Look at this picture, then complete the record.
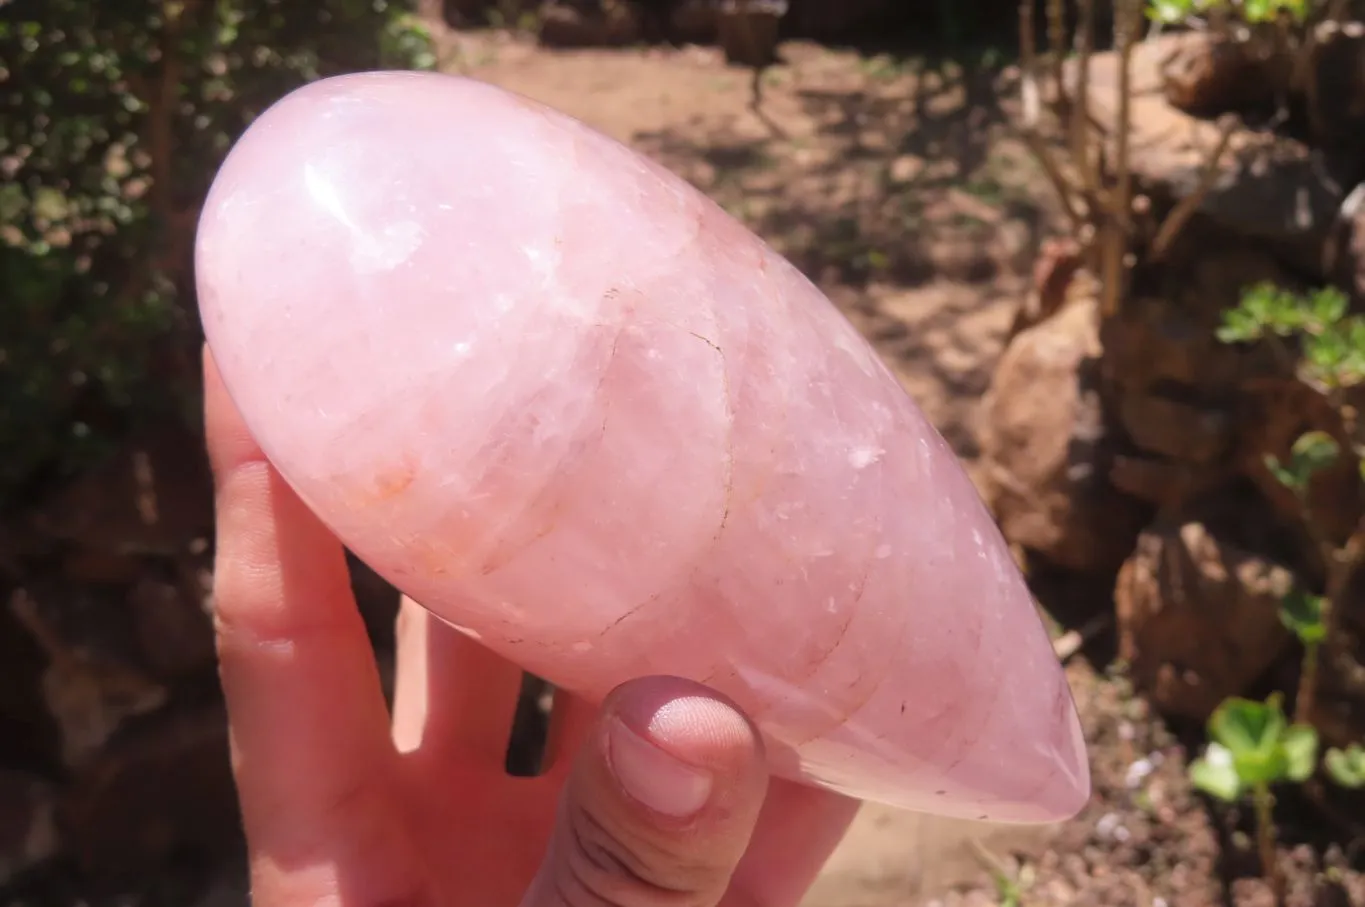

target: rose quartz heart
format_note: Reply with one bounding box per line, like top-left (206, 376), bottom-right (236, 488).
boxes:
top-left (195, 70), bottom-right (1089, 822)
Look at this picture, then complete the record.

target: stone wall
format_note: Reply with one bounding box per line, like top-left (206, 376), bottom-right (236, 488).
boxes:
top-left (978, 29), bottom-right (1365, 744)
top-left (0, 425), bottom-right (402, 896)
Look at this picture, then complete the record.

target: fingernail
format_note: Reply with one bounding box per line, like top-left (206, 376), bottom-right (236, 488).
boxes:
top-left (606, 717), bottom-right (713, 817)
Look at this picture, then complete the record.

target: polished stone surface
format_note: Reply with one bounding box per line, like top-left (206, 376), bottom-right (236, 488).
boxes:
top-left (196, 71), bottom-right (1089, 822)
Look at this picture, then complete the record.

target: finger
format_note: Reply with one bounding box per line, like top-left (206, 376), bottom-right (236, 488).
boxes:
top-left (205, 348), bottom-right (405, 883)
top-left (391, 595), bottom-right (525, 766)
top-left (520, 676), bottom-right (769, 907)
top-left (727, 778), bottom-right (860, 907)
top-left (541, 691), bottom-right (601, 779)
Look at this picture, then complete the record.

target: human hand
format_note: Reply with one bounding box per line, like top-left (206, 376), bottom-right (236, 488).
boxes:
top-left (203, 347), bottom-right (860, 906)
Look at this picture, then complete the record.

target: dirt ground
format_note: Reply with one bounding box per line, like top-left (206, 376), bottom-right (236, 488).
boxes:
top-left (431, 32), bottom-right (1365, 907)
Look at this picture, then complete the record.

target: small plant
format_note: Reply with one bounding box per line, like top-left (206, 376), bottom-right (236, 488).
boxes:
top-left (1188, 695), bottom-right (1318, 898)
top-left (1217, 282), bottom-right (1363, 725)
top-left (1147, 0), bottom-right (1312, 26)
top-left (1217, 283), bottom-right (1365, 390)
top-left (1323, 743), bottom-right (1365, 788)
top-left (0, 1), bottom-right (434, 505)
top-left (1277, 586), bottom-right (1329, 720)
top-left (1184, 281), bottom-right (1365, 897)
top-left (969, 839), bottom-right (1033, 907)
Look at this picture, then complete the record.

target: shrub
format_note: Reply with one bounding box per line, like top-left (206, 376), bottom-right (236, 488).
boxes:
top-left (0, 1), bottom-right (434, 501)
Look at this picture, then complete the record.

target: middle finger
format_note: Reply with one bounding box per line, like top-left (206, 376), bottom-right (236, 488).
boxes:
top-left (391, 596), bottom-right (526, 769)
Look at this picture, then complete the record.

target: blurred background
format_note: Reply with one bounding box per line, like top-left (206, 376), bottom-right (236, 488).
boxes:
top-left (2, 1), bottom-right (1364, 905)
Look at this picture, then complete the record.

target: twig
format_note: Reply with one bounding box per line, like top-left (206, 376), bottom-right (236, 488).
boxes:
top-left (1113, 0), bottom-right (1139, 236)
top-left (1019, 0), bottom-right (1085, 230)
top-left (8, 590), bottom-right (68, 665)
top-left (1253, 782), bottom-right (1285, 904)
top-left (735, 0), bottom-right (766, 111)
top-left (1045, 0), bottom-right (1067, 107)
top-left (1098, 0), bottom-right (1144, 317)
top-left (1148, 116), bottom-right (1238, 260)
top-left (1052, 612), bottom-right (1115, 662)
top-left (968, 837), bottom-right (1015, 880)
top-left (1071, 0), bottom-right (1098, 196)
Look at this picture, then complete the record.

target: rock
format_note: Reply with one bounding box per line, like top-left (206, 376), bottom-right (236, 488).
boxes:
top-left (9, 587), bottom-right (167, 769)
top-left (1117, 391), bottom-right (1233, 465)
top-left (537, 0), bottom-right (642, 47)
top-left (1236, 376), bottom-right (1364, 552)
top-left (1077, 37), bottom-right (1352, 278)
top-left (128, 574), bottom-right (217, 680)
top-left (1005, 236), bottom-right (1083, 341)
top-left (1095, 246), bottom-right (1299, 513)
top-left (1115, 519), bottom-right (1296, 720)
top-left (668, 0), bottom-right (717, 42)
top-left (1306, 20), bottom-right (1365, 154)
top-left (26, 423), bottom-right (213, 557)
top-left (716, 1), bottom-right (785, 67)
top-left (59, 707), bottom-right (239, 878)
top-left (1108, 453), bottom-right (1223, 509)
top-left (979, 288), bottom-right (1150, 573)
top-left (1159, 31), bottom-right (1282, 117)
top-left (0, 770), bottom-right (60, 887)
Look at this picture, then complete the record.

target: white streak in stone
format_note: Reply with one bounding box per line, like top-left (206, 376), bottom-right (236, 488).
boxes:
top-left (848, 445), bottom-right (883, 469)
top-left (305, 163), bottom-right (354, 229)
top-left (304, 163), bottom-right (424, 275)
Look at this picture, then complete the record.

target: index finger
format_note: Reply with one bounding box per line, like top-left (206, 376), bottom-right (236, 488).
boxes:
top-left (205, 346), bottom-right (403, 875)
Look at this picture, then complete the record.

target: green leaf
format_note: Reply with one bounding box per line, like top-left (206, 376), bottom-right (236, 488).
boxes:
top-left (1265, 454), bottom-right (1297, 490)
top-left (1281, 724), bottom-right (1319, 782)
top-left (1207, 696), bottom-right (1291, 785)
top-left (1304, 330), bottom-right (1352, 387)
top-left (1291, 430), bottom-right (1340, 472)
top-left (1147, 0), bottom-right (1197, 22)
top-left (1306, 287), bottom-right (1348, 328)
top-left (1240, 0), bottom-right (1310, 21)
top-left (1217, 306), bottom-right (1265, 343)
top-left (1279, 589), bottom-right (1327, 645)
top-left (1270, 431), bottom-right (1340, 493)
top-left (1324, 744), bottom-right (1365, 788)
top-left (1190, 744), bottom-right (1243, 801)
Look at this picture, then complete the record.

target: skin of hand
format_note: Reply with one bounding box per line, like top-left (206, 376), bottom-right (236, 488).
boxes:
top-left (203, 347), bottom-right (860, 906)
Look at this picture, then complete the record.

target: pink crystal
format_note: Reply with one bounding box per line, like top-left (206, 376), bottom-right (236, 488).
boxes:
top-left (195, 71), bottom-right (1089, 823)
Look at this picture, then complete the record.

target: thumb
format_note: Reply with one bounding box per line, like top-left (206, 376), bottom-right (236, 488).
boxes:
top-left (521, 676), bottom-right (770, 907)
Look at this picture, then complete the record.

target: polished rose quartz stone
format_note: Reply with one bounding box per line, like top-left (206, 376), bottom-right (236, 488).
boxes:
top-left (195, 71), bottom-right (1089, 823)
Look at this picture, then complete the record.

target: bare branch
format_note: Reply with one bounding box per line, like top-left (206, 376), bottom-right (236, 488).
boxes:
top-left (1149, 116), bottom-right (1238, 260)
top-left (1019, 0), bottom-right (1085, 230)
top-left (1071, 0), bottom-right (1098, 196)
top-left (1096, 0), bottom-right (1145, 317)
top-left (1045, 0), bottom-right (1067, 107)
